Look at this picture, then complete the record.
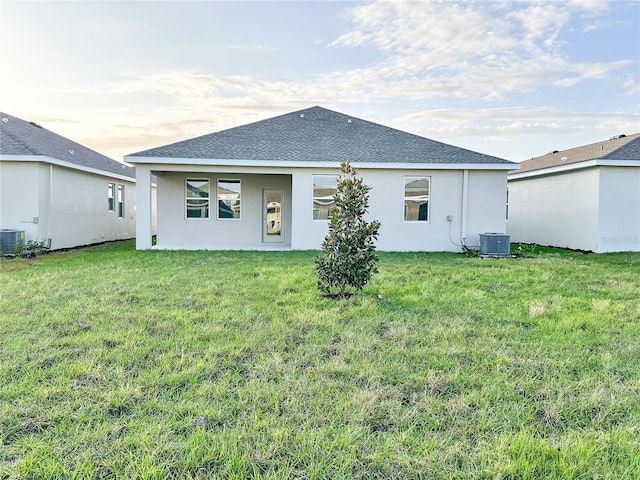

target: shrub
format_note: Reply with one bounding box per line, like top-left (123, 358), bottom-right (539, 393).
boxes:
top-left (315, 162), bottom-right (381, 296)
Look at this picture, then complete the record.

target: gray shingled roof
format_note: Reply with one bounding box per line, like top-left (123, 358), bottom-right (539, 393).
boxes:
top-left (0, 112), bottom-right (134, 179)
top-left (128, 106), bottom-right (514, 166)
top-left (514, 133), bottom-right (640, 174)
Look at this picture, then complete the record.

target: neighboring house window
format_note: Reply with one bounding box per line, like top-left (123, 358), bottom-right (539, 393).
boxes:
top-left (312, 175), bottom-right (337, 220)
top-left (117, 185), bottom-right (125, 218)
top-left (404, 177), bottom-right (430, 222)
top-left (506, 188), bottom-right (509, 220)
top-left (108, 183), bottom-right (115, 211)
top-left (186, 178), bottom-right (210, 219)
top-left (218, 179), bottom-right (241, 219)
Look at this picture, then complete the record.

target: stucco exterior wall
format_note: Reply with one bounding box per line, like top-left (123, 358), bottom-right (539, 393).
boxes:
top-left (0, 161), bottom-right (42, 243)
top-left (465, 171), bottom-right (509, 248)
top-left (49, 165), bottom-right (136, 249)
top-left (148, 166), bottom-right (508, 252)
top-left (155, 172), bottom-right (292, 249)
top-left (0, 160), bottom-right (136, 250)
top-left (292, 168), bottom-right (507, 251)
top-left (507, 168), bottom-right (600, 251)
top-left (597, 166), bottom-right (640, 252)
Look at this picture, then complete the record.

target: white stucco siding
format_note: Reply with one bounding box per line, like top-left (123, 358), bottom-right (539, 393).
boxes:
top-left (597, 166), bottom-right (640, 252)
top-left (155, 172), bottom-right (292, 249)
top-left (365, 169), bottom-right (462, 252)
top-left (1, 161), bottom-right (136, 250)
top-left (48, 166), bottom-right (136, 249)
top-left (290, 168), bottom-right (508, 252)
top-left (290, 169), bottom-right (328, 250)
top-left (135, 166), bottom-right (153, 250)
top-left (37, 164), bottom-right (53, 245)
top-left (139, 163), bottom-right (509, 252)
top-left (508, 168), bottom-right (600, 251)
top-left (0, 161), bottom-right (42, 243)
top-left (464, 171), bottom-right (509, 248)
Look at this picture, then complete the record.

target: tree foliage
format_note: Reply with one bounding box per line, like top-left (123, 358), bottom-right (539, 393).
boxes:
top-left (315, 162), bottom-right (381, 296)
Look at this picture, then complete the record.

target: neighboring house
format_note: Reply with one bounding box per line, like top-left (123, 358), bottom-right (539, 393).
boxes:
top-left (0, 112), bottom-right (137, 250)
top-left (507, 133), bottom-right (640, 253)
top-left (126, 106), bottom-right (517, 252)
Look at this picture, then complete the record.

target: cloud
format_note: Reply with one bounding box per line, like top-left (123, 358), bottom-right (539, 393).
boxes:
top-left (389, 105), bottom-right (638, 160)
top-left (51, 57), bottom-right (634, 159)
top-left (394, 107), bottom-right (639, 141)
top-left (15, 0), bottom-right (636, 161)
top-left (329, 0), bottom-right (631, 99)
top-left (36, 1), bottom-right (638, 112)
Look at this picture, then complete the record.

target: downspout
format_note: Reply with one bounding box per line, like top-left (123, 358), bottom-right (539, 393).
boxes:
top-left (47, 164), bottom-right (53, 245)
top-left (461, 169), bottom-right (469, 248)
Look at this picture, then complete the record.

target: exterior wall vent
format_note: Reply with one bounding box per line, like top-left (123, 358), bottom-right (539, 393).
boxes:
top-left (479, 233), bottom-right (510, 256)
top-left (0, 229), bottom-right (25, 254)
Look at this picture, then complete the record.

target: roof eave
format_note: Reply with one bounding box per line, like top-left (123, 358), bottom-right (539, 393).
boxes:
top-left (1, 154), bottom-right (136, 181)
top-left (508, 159), bottom-right (640, 180)
top-left (125, 156), bottom-right (517, 171)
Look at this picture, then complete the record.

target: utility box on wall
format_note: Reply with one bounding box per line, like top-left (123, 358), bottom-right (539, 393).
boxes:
top-left (479, 233), bottom-right (510, 256)
top-left (0, 229), bottom-right (25, 254)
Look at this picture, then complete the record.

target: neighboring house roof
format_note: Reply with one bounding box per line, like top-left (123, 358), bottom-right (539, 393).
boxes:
top-left (0, 112), bottom-right (134, 179)
top-left (128, 106), bottom-right (515, 167)
top-left (513, 133), bottom-right (640, 175)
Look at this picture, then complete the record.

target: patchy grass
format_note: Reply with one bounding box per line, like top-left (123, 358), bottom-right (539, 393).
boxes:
top-left (1, 241), bottom-right (639, 479)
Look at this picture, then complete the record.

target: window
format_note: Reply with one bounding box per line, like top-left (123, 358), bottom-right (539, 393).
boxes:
top-left (217, 179), bottom-right (241, 219)
top-left (312, 175), bottom-right (337, 220)
top-left (404, 177), bottom-right (429, 222)
top-left (107, 183), bottom-right (115, 211)
top-left (506, 188), bottom-right (509, 220)
top-left (117, 185), bottom-right (125, 218)
top-left (186, 179), bottom-right (210, 219)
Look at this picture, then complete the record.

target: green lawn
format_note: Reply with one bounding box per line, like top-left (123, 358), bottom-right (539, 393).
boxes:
top-left (1, 241), bottom-right (639, 479)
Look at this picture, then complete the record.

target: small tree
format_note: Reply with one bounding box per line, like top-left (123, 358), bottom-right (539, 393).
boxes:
top-left (315, 161), bottom-right (381, 297)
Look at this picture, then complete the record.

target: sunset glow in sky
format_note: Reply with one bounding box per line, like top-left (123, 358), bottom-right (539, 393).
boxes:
top-left (1, 0), bottom-right (638, 163)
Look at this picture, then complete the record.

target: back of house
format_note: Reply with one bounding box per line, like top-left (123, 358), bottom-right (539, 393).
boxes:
top-left (0, 112), bottom-right (136, 252)
top-left (126, 106), bottom-right (517, 252)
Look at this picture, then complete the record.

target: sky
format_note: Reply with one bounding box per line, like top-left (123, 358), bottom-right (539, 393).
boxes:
top-left (1, 0), bottom-right (639, 163)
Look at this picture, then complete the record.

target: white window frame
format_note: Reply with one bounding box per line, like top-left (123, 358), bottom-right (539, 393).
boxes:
top-left (185, 178), bottom-right (210, 220)
top-left (217, 179), bottom-right (241, 220)
top-left (312, 175), bottom-right (338, 221)
top-left (117, 184), bottom-right (125, 218)
top-left (107, 183), bottom-right (115, 211)
top-left (506, 187), bottom-right (509, 221)
top-left (403, 176), bottom-right (430, 222)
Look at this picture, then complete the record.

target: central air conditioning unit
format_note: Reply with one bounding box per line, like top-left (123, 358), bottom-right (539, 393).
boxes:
top-left (0, 229), bottom-right (25, 254)
top-left (479, 233), bottom-right (510, 256)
